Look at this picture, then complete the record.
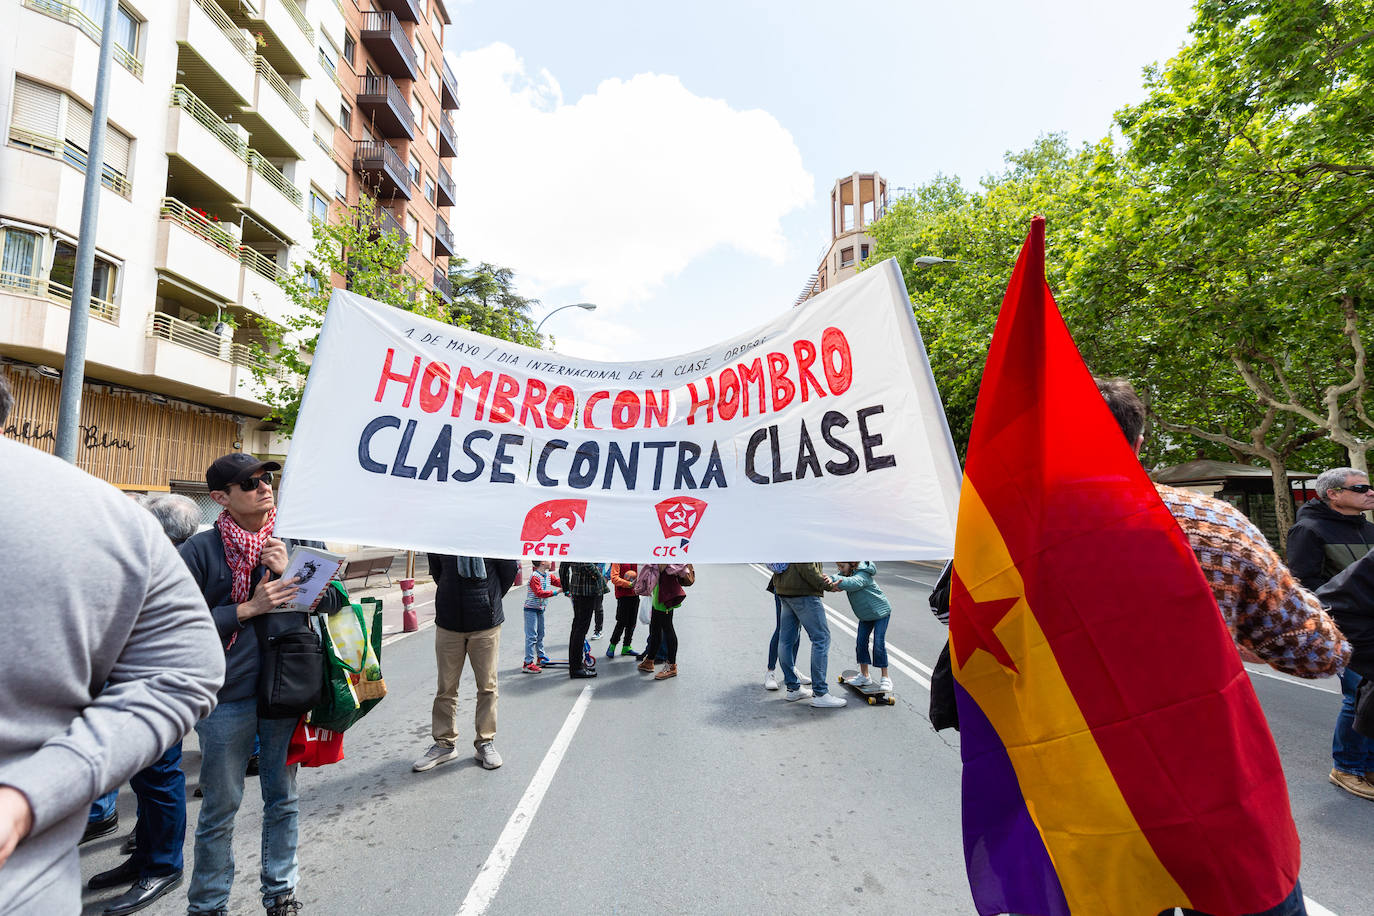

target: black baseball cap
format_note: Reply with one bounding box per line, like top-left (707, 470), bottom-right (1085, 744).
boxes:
top-left (206, 452), bottom-right (282, 491)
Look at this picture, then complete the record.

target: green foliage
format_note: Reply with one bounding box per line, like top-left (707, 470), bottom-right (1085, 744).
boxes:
top-left (247, 195), bottom-right (453, 436)
top-left (446, 258), bottom-right (542, 348)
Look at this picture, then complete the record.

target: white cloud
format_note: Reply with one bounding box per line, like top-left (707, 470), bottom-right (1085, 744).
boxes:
top-left (447, 43), bottom-right (813, 309)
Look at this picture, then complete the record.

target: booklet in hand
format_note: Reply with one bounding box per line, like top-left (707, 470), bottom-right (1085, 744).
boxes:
top-left (272, 545), bottom-right (346, 612)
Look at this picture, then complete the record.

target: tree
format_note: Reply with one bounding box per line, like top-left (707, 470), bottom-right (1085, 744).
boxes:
top-left (246, 195), bottom-right (452, 436)
top-left (446, 258), bottom-right (542, 347)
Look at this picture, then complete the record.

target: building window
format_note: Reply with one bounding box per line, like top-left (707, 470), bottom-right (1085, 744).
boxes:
top-left (339, 99), bottom-right (351, 133)
top-left (423, 172), bottom-right (436, 204)
top-left (421, 229), bottom-right (434, 260)
top-left (0, 228), bottom-right (43, 293)
top-left (860, 243), bottom-right (870, 261)
top-left (50, 240), bottom-right (117, 306)
top-left (411, 91), bottom-right (423, 126)
top-left (113, 5), bottom-right (140, 64)
top-left (426, 119), bottom-right (438, 149)
top-left (430, 9), bottom-right (442, 41)
top-left (9, 77), bottom-right (133, 197)
top-left (839, 246), bottom-right (854, 268)
top-left (310, 189), bottom-right (329, 222)
top-left (414, 40), bottom-right (425, 73)
top-left (409, 152), bottom-right (421, 187)
top-left (343, 32), bottom-right (355, 66)
top-left (430, 66), bottom-right (442, 99)
top-left (405, 212), bottom-right (419, 244)
top-left (318, 41), bottom-right (337, 74)
top-left (334, 164), bottom-right (349, 201)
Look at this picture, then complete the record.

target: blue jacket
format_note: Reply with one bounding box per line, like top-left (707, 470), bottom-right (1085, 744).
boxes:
top-left (832, 562), bottom-right (891, 621)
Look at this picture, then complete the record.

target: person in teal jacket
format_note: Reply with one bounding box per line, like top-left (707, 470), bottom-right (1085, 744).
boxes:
top-left (828, 562), bottom-right (893, 691)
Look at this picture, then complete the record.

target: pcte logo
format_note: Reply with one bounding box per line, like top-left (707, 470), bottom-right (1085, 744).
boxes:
top-left (653, 496), bottom-right (707, 557)
top-left (520, 499), bottom-right (588, 556)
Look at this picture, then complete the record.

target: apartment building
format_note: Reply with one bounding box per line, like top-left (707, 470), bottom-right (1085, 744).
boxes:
top-left (795, 171), bottom-right (888, 306)
top-left (0, 0), bottom-right (457, 501)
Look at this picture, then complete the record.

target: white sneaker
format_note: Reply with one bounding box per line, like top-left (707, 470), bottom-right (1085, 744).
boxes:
top-left (785, 687), bottom-right (812, 702)
top-left (798, 673), bottom-right (812, 686)
top-left (412, 744), bottom-right (459, 772)
top-left (846, 673), bottom-right (871, 687)
top-left (810, 692), bottom-right (847, 708)
top-left (591, 630), bottom-right (603, 640)
top-left (764, 671), bottom-right (779, 691)
top-left (879, 676), bottom-right (893, 692)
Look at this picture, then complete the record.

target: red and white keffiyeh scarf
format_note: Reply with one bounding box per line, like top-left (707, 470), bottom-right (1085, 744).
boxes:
top-left (216, 507), bottom-right (276, 604)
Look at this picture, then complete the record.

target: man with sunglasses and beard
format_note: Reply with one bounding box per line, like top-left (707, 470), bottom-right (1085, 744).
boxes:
top-left (1286, 467), bottom-right (1374, 801)
top-left (177, 453), bottom-right (309, 916)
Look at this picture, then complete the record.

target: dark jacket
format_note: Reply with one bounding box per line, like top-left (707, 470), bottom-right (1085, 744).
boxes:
top-left (1317, 554), bottom-right (1374, 680)
top-left (771, 562), bottom-right (827, 597)
top-left (428, 556), bottom-right (518, 632)
top-left (558, 562), bottom-right (607, 597)
top-left (178, 532), bottom-right (328, 703)
top-left (1286, 499), bottom-right (1374, 591)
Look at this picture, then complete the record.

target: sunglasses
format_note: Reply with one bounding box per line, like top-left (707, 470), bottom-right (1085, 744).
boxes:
top-left (1338, 484), bottom-right (1374, 494)
top-left (235, 472), bottom-right (274, 492)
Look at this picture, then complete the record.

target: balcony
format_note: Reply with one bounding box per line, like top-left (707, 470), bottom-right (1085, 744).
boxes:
top-left (143, 312), bottom-right (235, 396)
top-left (432, 265), bottom-right (452, 303)
top-left (239, 248), bottom-right (293, 325)
top-left (177, 0), bottom-right (255, 100)
top-left (438, 111), bottom-right (457, 158)
top-left (244, 151), bottom-right (305, 242)
top-left (0, 270), bottom-right (119, 324)
top-left (24, 0), bottom-right (144, 78)
top-left (360, 205), bottom-right (408, 247)
top-left (436, 163), bottom-right (456, 207)
top-left (360, 12), bottom-right (418, 82)
top-left (441, 58), bottom-right (461, 111)
top-left (167, 85), bottom-right (249, 201)
top-left (375, 0), bottom-right (423, 22)
top-left (356, 75), bottom-right (415, 141)
top-left (353, 141), bottom-right (412, 200)
top-left (156, 198), bottom-right (241, 302)
top-left (434, 214), bottom-right (455, 258)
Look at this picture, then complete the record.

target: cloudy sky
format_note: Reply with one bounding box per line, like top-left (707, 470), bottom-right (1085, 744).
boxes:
top-left (443, 0), bottom-right (1197, 361)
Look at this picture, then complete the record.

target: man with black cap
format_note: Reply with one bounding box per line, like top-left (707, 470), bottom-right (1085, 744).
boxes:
top-left (178, 452), bottom-right (308, 916)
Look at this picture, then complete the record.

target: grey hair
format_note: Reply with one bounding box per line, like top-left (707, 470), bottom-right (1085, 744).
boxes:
top-left (1313, 467), bottom-right (1365, 501)
top-left (144, 494), bottom-right (203, 545)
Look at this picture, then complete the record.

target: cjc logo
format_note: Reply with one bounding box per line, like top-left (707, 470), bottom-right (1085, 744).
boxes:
top-left (520, 499), bottom-right (588, 557)
top-left (653, 497), bottom-right (707, 556)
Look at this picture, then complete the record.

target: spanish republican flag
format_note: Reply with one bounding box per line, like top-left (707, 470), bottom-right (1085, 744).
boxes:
top-left (951, 218), bottom-right (1300, 916)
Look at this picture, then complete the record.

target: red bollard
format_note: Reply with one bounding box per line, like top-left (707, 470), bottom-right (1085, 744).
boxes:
top-left (400, 578), bottom-right (418, 632)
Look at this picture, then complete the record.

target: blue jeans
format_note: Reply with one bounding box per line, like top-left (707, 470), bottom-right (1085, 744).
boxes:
top-left (130, 741), bottom-right (186, 877)
top-left (856, 615), bottom-right (890, 668)
top-left (1333, 669), bottom-right (1374, 774)
top-left (188, 698), bottom-right (300, 913)
top-left (89, 788), bottom-right (118, 823)
top-left (778, 595), bottom-right (830, 695)
top-left (767, 594), bottom-right (801, 671)
top-left (1178, 878), bottom-right (1306, 916)
top-left (524, 607), bottom-right (546, 663)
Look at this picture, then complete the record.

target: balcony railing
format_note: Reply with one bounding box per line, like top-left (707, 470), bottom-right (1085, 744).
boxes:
top-left (146, 312), bottom-right (230, 360)
top-left (8, 126), bottom-right (133, 198)
top-left (436, 163), bottom-right (456, 207)
top-left (360, 11), bottom-right (418, 81)
top-left (432, 265), bottom-right (452, 302)
top-left (255, 55), bottom-right (308, 124)
top-left (353, 140), bottom-right (411, 200)
top-left (0, 270), bottom-right (119, 323)
top-left (356, 74), bottom-right (415, 139)
top-left (278, 0), bottom-right (314, 43)
top-left (23, 0), bottom-right (144, 78)
top-left (194, 0), bottom-right (253, 61)
top-left (171, 84), bottom-right (248, 158)
top-left (160, 197), bottom-right (238, 256)
top-left (375, 0), bottom-right (422, 22)
top-left (438, 111), bottom-right (456, 157)
top-left (441, 58), bottom-right (460, 110)
top-left (435, 214), bottom-right (455, 257)
top-left (240, 246), bottom-right (281, 280)
top-left (247, 150), bottom-right (303, 207)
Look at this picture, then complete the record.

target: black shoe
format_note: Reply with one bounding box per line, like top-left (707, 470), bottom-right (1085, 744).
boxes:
top-left (569, 668), bottom-right (598, 678)
top-left (119, 830), bottom-right (136, 855)
top-left (265, 891), bottom-right (302, 915)
top-left (245, 754), bottom-right (260, 777)
top-left (101, 871), bottom-right (182, 916)
top-left (193, 786), bottom-right (203, 798)
top-left (80, 812), bottom-right (118, 845)
top-left (88, 857), bottom-right (139, 890)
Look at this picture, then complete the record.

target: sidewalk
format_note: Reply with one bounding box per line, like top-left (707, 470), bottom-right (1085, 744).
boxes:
top-left (334, 548), bottom-right (438, 638)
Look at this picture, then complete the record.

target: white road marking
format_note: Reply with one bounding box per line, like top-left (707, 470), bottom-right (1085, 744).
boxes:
top-left (1305, 895), bottom-right (1340, 916)
top-left (457, 684), bottom-right (595, 916)
top-left (1244, 663), bottom-right (1340, 694)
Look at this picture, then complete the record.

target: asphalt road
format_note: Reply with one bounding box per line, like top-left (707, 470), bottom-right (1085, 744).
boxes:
top-left (77, 563), bottom-right (1368, 915)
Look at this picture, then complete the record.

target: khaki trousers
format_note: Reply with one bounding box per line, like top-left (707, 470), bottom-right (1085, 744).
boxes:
top-left (432, 624), bottom-right (500, 749)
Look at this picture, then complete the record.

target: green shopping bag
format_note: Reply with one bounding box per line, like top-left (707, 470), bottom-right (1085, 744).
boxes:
top-left (309, 582), bottom-right (386, 733)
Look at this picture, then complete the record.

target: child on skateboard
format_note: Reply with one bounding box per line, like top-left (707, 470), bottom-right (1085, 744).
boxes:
top-left (828, 562), bottom-right (893, 691)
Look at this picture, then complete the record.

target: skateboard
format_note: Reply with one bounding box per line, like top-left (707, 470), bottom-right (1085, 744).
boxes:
top-left (537, 641), bottom-right (596, 669)
top-left (838, 669), bottom-right (894, 706)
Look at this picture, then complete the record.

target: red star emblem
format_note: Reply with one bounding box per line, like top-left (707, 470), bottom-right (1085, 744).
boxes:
top-left (949, 570), bottom-right (1020, 673)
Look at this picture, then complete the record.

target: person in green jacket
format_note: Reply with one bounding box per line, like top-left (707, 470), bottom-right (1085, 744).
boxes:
top-left (828, 562), bottom-right (893, 692)
top-left (771, 563), bottom-right (846, 708)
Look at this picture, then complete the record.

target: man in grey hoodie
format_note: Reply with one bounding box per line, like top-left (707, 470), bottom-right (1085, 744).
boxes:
top-left (0, 375), bottom-right (225, 914)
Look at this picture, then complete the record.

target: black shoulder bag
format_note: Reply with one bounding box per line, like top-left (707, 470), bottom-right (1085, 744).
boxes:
top-left (257, 609), bottom-right (326, 719)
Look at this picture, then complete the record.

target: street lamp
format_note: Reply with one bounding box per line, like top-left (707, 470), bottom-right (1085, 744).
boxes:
top-left (534, 302), bottom-right (597, 335)
top-left (913, 256), bottom-right (957, 268)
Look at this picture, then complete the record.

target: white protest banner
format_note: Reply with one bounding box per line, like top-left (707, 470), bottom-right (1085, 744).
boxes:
top-left (275, 258), bottom-right (962, 562)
